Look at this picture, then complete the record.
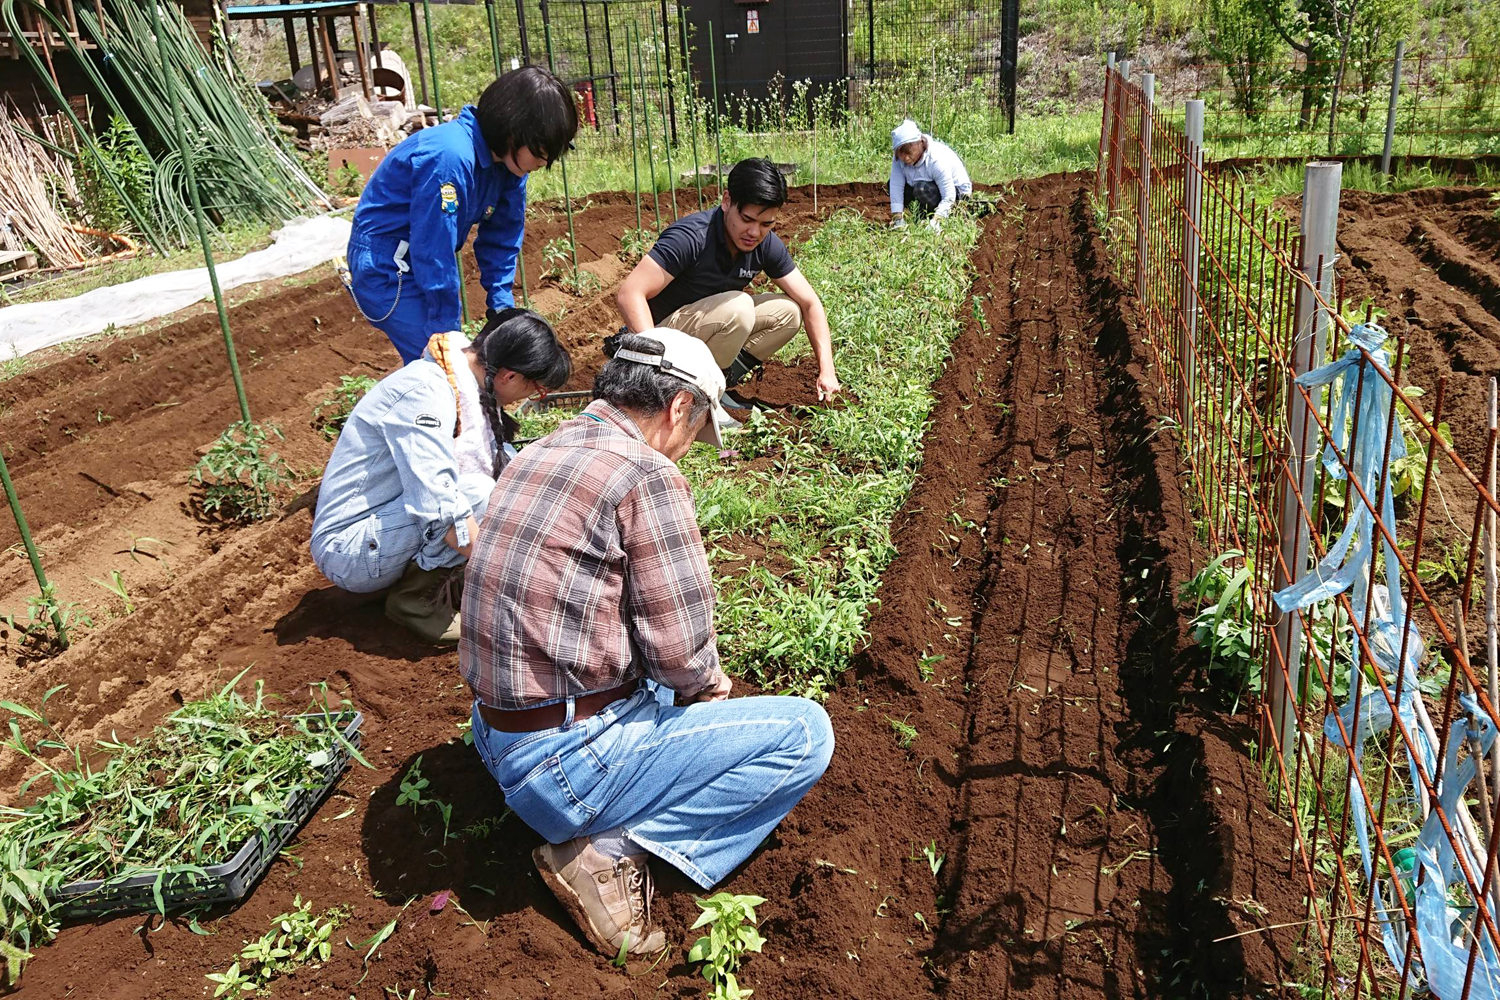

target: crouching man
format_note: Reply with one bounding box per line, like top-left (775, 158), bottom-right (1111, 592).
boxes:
top-left (460, 329), bottom-right (834, 956)
top-left (615, 158), bottom-right (841, 412)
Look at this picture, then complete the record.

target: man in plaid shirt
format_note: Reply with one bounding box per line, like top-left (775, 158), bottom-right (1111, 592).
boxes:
top-left (461, 329), bottom-right (834, 958)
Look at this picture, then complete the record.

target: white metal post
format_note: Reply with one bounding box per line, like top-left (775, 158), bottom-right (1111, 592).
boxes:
top-left (1270, 161), bottom-right (1343, 762)
top-left (1098, 51), bottom-right (1116, 196)
top-left (1381, 40), bottom-right (1406, 177)
top-left (1136, 72), bottom-right (1153, 304)
top-left (1180, 99), bottom-right (1204, 434)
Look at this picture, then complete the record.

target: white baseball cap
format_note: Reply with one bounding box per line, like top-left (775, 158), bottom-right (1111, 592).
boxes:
top-left (613, 328), bottom-right (731, 448)
top-left (892, 118), bottom-right (922, 150)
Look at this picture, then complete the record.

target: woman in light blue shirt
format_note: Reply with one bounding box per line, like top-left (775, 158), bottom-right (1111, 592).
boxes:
top-left (310, 308), bottom-right (570, 643)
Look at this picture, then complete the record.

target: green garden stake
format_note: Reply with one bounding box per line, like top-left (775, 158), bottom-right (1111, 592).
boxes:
top-left (627, 22), bottom-right (642, 232)
top-left (650, 9), bottom-right (678, 220)
top-left (516, 249), bottom-right (531, 309)
top-left (456, 251), bottom-right (469, 325)
top-left (707, 18), bottom-right (724, 197)
top-left (485, 0), bottom-right (502, 77)
top-left (635, 22), bottom-right (661, 231)
top-left (421, 0), bottom-right (443, 120)
top-left (0, 449), bottom-right (66, 647)
top-left (681, 10), bottom-right (703, 211)
top-left (151, 0), bottom-right (251, 426)
top-left (541, 7), bottom-right (580, 285)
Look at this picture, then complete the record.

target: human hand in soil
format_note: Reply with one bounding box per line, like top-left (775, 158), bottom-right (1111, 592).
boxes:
top-left (816, 369), bottom-right (842, 402)
top-left (691, 669), bottom-right (732, 703)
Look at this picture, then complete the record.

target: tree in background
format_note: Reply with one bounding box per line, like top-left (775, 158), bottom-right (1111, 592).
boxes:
top-left (1201, 0), bottom-right (1284, 115)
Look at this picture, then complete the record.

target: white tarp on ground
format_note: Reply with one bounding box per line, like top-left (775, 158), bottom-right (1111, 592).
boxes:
top-left (0, 214), bottom-right (352, 359)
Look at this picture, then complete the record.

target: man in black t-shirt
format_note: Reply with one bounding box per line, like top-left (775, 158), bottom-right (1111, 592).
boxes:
top-left (615, 159), bottom-right (841, 410)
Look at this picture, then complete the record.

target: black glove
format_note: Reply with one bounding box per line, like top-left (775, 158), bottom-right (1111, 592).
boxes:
top-left (602, 326), bottom-right (628, 358)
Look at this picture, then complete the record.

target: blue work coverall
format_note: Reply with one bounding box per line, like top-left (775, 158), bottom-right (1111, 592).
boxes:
top-left (346, 106), bottom-right (526, 362)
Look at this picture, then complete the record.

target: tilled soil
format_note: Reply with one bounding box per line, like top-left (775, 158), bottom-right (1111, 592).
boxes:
top-left (0, 176), bottom-right (1303, 999)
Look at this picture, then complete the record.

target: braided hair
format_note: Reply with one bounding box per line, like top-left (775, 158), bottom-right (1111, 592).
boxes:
top-left (468, 307), bottom-right (571, 476)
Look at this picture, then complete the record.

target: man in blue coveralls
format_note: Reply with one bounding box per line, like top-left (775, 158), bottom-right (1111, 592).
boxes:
top-left (345, 67), bottom-right (579, 363)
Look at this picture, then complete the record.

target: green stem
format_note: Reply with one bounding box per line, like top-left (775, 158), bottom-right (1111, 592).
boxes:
top-left (152, 0), bottom-right (251, 425)
top-left (708, 19), bottom-right (724, 197)
top-left (635, 20), bottom-right (661, 231)
top-left (541, 3), bottom-right (579, 284)
top-left (628, 21), bottom-right (641, 231)
top-left (650, 9), bottom-right (677, 220)
top-left (421, 0), bottom-right (443, 119)
top-left (681, 10), bottom-right (703, 211)
top-left (0, 448), bottom-right (64, 647)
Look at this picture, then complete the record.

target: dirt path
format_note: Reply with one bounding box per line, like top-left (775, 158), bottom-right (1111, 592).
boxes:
top-left (0, 176), bottom-right (1304, 999)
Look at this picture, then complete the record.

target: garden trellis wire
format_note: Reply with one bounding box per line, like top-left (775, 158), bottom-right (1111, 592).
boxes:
top-left (1099, 58), bottom-right (1500, 997)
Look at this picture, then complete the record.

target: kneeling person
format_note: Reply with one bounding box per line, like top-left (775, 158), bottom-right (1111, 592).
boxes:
top-left (889, 118), bottom-right (973, 228)
top-left (461, 330), bottom-right (835, 956)
top-left (309, 309), bottom-right (570, 643)
top-left (615, 158), bottom-right (841, 407)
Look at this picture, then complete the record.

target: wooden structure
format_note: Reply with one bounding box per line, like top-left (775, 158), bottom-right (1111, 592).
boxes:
top-left (223, 0), bottom-right (378, 102)
top-left (0, 0), bottom-right (215, 113)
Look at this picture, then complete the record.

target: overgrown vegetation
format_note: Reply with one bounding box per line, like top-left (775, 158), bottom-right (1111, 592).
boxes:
top-left (0, 674), bottom-right (365, 983)
top-left (74, 114), bottom-right (154, 236)
top-left (193, 420), bottom-right (289, 522)
top-left (206, 896), bottom-right (346, 998)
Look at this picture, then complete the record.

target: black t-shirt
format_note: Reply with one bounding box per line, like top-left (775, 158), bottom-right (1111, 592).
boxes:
top-left (645, 207), bottom-right (796, 323)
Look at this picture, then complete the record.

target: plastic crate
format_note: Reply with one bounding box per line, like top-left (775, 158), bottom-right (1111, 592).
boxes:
top-left (48, 710), bottom-right (362, 920)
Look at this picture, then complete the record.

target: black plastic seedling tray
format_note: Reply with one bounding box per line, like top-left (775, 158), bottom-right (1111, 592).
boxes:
top-left (48, 710), bottom-right (362, 920)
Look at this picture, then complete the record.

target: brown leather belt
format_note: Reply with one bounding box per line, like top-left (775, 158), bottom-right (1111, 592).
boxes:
top-left (478, 679), bottom-right (641, 733)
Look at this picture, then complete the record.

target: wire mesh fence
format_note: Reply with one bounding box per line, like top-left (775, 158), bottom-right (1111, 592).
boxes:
top-left (1148, 46), bottom-right (1500, 159)
top-left (1099, 62), bottom-right (1500, 997)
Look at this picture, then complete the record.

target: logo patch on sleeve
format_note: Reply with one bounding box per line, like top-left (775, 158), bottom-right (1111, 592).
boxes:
top-left (414, 414), bottom-right (443, 428)
top-left (483, 204), bottom-right (495, 220)
top-left (440, 183), bottom-right (459, 215)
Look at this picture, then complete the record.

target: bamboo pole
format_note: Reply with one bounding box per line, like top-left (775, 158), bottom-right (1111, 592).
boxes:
top-left (541, 2), bottom-right (579, 286)
top-left (1489, 377), bottom-right (1499, 787)
top-left (635, 19), bottom-right (661, 232)
top-left (680, 8), bottom-right (703, 211)
top-left (627, 21), bottom-right (641, 232)
top-left (421, 0), bottom-right (442, 118)
top-left (150, 0), bottom-right (251, 425)
top-left (708, 18), bottom-right (723, 197)
top-left (650, 8), bottom-right (677, 221)
top-left (0, 451), bottom-right (66, 647)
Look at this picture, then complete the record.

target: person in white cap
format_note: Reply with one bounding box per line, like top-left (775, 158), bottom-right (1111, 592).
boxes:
top-left (889, 118), bottom-right (973, 229)
top-left (459, 328), bottom-right (835, 960)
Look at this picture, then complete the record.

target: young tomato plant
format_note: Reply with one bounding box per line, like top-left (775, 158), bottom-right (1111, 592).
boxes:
top-left (207, 895), bottom-right (346, 997)
top-left (194, 421), bottom-right (288, 523)
top-left (312, 374), bottom-right (376, 440)
top-left (687, 892), bottom-right (767, 1000)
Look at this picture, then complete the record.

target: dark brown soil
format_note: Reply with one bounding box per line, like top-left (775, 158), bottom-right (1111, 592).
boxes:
top-left (0, 176), bottom-right (1303, 999)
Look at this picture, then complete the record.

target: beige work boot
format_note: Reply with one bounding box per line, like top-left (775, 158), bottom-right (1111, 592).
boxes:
top-left (533, 838), bottom-right (666, 957)
top-left (383, 562), bottom-right (462, 644)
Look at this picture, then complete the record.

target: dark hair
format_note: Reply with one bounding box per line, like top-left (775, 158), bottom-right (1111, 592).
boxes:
top-left (476, 67), bottom-right (579, 168)
top-left (725, 158), bottom-right (787, 210)
top-left (595, 334), bottom-right (710, 423)
top-left (470, 308), bottom-right (571, 474)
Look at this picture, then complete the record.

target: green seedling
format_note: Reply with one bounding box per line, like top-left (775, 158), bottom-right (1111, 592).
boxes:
top-left (88, 570), bottom-right (135, 614)
top-left (917, 652), bottom-right (945, 682)
top-left (559, 268), bottom-right (602, 297)
top-left (922, 840), bottom-right (944, 877)
top-left (618, 227), bottom-right (654, 265)
top-left (540, 236), bottom-right (573, 281)
top-left (208, 895), bottom-right (346, 997)
top-left (313, 374), bottom-right (377, 439)
top-left (194, 420), bottom-right (288, 523)
top-left (687, 892), bottom-right (767, 1000)
top-left (122, 534), bottom-right (172, 569)
top-left (888, 716), bottom-right (918, 749)
top-left (397, 756), bottom-right (455, 844)
top-left (2, 583), bottom-right (91, 654)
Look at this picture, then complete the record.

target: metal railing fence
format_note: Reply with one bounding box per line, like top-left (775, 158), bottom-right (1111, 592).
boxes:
top-left (1099, 59), bottom-right (1500, 998)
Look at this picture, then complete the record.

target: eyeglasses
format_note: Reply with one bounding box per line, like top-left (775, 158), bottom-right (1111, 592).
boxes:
top-left (525, 383), bottom-right (550, 402)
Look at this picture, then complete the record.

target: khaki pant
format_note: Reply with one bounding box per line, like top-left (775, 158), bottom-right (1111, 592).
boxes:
top-left (658, 291), bottom-right (802, 369)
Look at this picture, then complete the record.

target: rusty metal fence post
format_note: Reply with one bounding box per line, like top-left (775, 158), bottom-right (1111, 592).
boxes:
top-left (1109, 59), bottom-right (1129, 215)
top-left (1096, 51), bottom-right (1115, 198)
top-left (1269, 160), bottom-right (1343, 761)
top-left (1179, 98), bottom-right (1203, 436)
top-left (1136, 71), bottom-right (1153, 303)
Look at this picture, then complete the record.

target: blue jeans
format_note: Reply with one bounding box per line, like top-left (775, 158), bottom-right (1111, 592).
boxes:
top-left (471, 685), bottom-right (834, 888)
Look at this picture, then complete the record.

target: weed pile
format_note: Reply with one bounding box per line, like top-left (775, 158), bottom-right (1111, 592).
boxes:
top-left (0, 674), bottom-right (361, 978)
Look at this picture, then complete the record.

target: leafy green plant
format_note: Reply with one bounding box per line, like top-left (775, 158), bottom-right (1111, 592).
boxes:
top-left (88, 569), bottom-right (135, 614)
top-left (396, 756), bottom-right (454, 844)
top-left (2, 583), bottom-right (90, 655)
top-left (687, 892), bottom-right (767, 1000)
top-left (76, 114), bottom-right (154, 235)
top-left (312, 375), bottom-right (377, 439)
top-left (0, 673), bottom-right (367, 976)
top-left (194, 421), bottom-right (289, 522)
top-left (888, 716), bottom-right (918, 749)
top-left (1183, 549), bottom-right (1258, 689)
top-left (559, 268), bottom-right (602, 296)
top-left (922, 840), bottom-right (944, 877)
top-left (331, 161), bottom-right (365, 199)
top-left (541, 236), bottom-right (572, 281)
top-left (208, 896), bottom-right (346, 998)
top-left (618, 227), bottom-right (654, 265)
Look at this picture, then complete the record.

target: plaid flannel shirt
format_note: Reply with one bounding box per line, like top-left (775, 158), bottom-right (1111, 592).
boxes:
top-left (460, 399), bottom-right (721, 709)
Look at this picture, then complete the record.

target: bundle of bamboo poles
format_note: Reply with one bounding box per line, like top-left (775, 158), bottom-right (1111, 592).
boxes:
top-left (0, 99), bottom-right (94, 268)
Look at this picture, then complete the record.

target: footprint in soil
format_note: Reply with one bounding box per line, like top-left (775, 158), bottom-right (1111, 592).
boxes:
top-left (272, 586), bottom-right (437, 663)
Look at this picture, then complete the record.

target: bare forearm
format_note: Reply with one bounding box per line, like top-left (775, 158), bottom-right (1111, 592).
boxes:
top-left (444, 515), bottom-right (480, 557)
top-left (804, 299), bottom-right (835, 375)
top-left (616, 287), bottom-right (656, 333)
